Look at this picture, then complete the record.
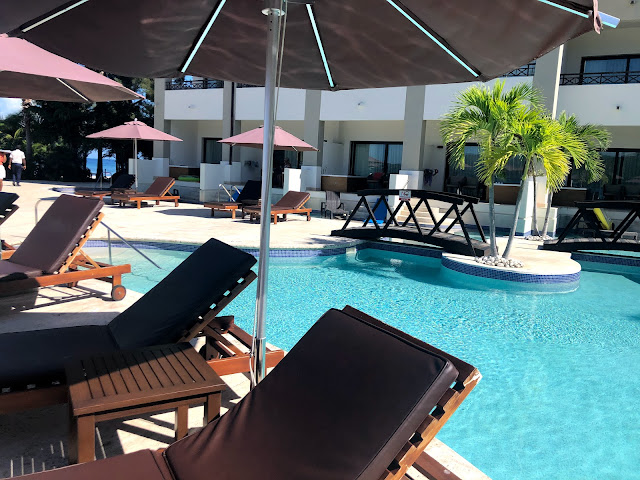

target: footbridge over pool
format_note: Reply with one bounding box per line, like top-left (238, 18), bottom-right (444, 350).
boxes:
top-left (331, 189), bottom-right (491, 257)
top-left (542, 200), bottom-right (640, 252)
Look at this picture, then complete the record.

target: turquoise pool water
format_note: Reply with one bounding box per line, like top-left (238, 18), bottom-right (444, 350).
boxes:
top-left (87, 246), bottom-right (640, 480)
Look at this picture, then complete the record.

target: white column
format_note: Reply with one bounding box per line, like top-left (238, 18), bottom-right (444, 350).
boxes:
top-left (533, 45), bottom-right (564, 119)
top-left (221, 81), bottom-right (235, 164)
top-left (401, 85), bottom-right (426, 189)
top-left (153, 78), bottom-right (171, 160)
top-left (302, 90), bottom-right (324, 190)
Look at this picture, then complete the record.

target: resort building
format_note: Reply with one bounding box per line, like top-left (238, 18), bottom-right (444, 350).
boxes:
top-left (149, 0), bottom-right (640, 234)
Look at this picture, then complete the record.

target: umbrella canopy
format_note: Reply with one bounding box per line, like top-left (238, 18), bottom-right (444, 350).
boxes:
top-left (1, 1), bottom-right (617, 90)
top-left (87, 120), bottom-right (182, 187)
top-left (2, 0), bottom-right (618, 386)
top-left (0, 35), bottom-right (141, 102)
top-left (219, 126), bottom-right (317, 151)
top-left (87, 120), bottom-right (182, 142)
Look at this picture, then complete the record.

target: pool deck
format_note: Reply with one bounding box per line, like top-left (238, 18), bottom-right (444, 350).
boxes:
top-left (0, 180), bottom-right (588, 480)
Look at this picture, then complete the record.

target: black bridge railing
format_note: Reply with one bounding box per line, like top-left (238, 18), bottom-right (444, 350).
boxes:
top-left (560, 71), bottom-right (640, 86)
top-left (542, 201), bottom-right (640, 252)
top-left (331, 189), bottom-right (490, 257)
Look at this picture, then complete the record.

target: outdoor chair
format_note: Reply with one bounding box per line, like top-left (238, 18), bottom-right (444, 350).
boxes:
top-left (602, 183), bottom-right (625, 200)
top-left (0, 191), bottom-right (19, 227)
top-left (111, 176), bottom-right (180, 209)
top-left (460, 177), bottom-right (484, 199)
top-left (75, 174), bottom-right (136, 200)
top-left (624, 183), bottom-right (640, 200)
top-left (243, 190), bottom-right (311, 224)
top-left (13, 305), bottom-right (481, 480)
top-left (0, 195), bottom-right (130, 301)
top-left (320, 190), bottom-right (349, 219)
top-left (0, 238), bottom-right (283, 414)
top-left (444, 175), bottom-right (466, 195)
top-left (203, 179), bottom-right (261, 218)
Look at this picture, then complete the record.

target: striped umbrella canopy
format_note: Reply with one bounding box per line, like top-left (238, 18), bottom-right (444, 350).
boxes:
top-left (0, 35), bottom-right (141, 102)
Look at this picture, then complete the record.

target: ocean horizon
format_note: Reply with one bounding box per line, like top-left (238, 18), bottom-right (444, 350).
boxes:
top-left (86, 156), bottom-right (117, 176)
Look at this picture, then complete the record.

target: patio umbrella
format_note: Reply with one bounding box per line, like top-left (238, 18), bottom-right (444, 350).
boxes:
top-left (87, 120), bottom-right (182, 188)
top-left (219, 126), bottom-right (317, 151)
top-left (0, 35), bottom-right (141, 102)
top-left (2, 0), bottom-right (619, 385)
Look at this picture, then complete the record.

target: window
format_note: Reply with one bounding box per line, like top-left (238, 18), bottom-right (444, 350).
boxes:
top-left (349, 142), bottom-right (403, 176)
top-left (202, 138), bottom-right (222, 164)
top-left (446, 144), bottom-right (524, 185)
top-left (568, 149), bottom-right (640, 189)
top-left (580, 54), bottom-right (640, 84)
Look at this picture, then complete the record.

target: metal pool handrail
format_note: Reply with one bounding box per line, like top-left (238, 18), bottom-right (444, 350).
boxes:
top-left (34, 198), bottom-right (161, 270)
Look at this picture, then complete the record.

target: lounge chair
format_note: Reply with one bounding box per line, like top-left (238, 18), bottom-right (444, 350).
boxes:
top-left (0, 195), bottom-right (130, 301)
top-left (243, 190), bottom-right (311, 224)
top-left (0, 238), bottom-right (282, 414)
top-left (320, 190), bottom-right (348, 219)
top-left (111, 176), bottom-right (179, 209)
top-left (75, 174), bottom-right (136, 200)
top-left (0, 191), bottom-right (19, 226)
top-left (203, 180), bottom-right (261, 219)
top-left (12, 306), bottom-right (480, 479)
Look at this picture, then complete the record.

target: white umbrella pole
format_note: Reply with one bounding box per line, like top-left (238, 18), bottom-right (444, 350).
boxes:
top-left (252, 1), bottom-right (283, 386)
top-left (133, 138), bottom-right (138, 189)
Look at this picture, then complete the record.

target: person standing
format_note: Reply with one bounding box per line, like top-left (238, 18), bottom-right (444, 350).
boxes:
top-left (0, 152), bottom-right (6, 191)
top-left (9, 148), bottom-right (25, 186)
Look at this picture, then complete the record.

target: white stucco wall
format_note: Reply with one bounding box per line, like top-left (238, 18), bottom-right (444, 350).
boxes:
top-left (557, 84), bottom-right (640, 126)
top-left (235, 88), bottom-right (305, 121)
top-left (320, 88), bottom-right (406, 121)
top-left (563, 26), bottom-right (640, 73)
top-left (169, 121), bottom-right (198, 167)
top-left (165, 89), bottom-right (224, 120)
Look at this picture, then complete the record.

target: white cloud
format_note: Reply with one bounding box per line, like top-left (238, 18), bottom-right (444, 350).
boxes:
top-left (0, 98), bottom-right (22, 119)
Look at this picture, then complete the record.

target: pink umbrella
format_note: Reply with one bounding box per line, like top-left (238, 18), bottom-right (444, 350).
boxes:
top-left (87, 119), bottom-right (182, 187)
top-left (219, 126), bottom-right (317, 152)
top-left (0, 35), bottom-right (141, 102)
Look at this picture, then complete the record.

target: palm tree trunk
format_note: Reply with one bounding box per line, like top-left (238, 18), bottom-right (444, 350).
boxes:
top-left (542, 191), bottom-right (553, 237)
top-left (503, 166), bottom-right (529, 258)
top-left (22, 103), bottom-right (32, 163)
top-left (488, 180), bottom-right (498, 257)
top-left (531, 175), bottom-right (538, 236)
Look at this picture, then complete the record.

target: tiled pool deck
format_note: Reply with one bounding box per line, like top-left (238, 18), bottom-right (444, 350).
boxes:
top-left (0, 180), bottom-right (592, 480)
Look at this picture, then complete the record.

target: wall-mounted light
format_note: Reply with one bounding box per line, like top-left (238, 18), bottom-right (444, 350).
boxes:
top-left (616, 105), bottom-right (621, 110)
top-left (188, 104), bottom-right (196, 109)
top-left (356, 101), bottom-right (365, 110)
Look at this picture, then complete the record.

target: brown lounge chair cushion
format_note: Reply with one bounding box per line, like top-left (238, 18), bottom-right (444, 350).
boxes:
top-left (114, 177), bottom-right (175, 199)
top-left (244, 190), bottom-right (310, 214)
top-left (0, 238), bottom-right (256, 388)
top-left (18, 450), bottom-right (171, 480)
top-left (164, 308), bottom-right (459, 480)
top-left (6, 195), bottom-right (103, 275)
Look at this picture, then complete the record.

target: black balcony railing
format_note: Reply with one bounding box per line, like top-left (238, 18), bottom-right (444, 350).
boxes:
top-left (560, 71), bottom-right (640, 85)
top-left (504, 62), bottom-right (536, 77)
top-left (165, 79), bottom-right (224, 90)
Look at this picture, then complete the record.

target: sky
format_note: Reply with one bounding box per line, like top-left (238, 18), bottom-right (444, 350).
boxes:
top-left (0, 98), bottom-right (22, 119)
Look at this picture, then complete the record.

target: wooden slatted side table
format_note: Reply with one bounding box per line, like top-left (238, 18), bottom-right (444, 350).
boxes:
top-left (65, 343), bottom-right (226, 464)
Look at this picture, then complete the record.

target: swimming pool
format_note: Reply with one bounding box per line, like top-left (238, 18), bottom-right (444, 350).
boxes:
top-left (86, 244), bottom-right (640, 480)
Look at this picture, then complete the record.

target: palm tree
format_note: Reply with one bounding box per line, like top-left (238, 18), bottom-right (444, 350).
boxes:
top-left (441, 80), bottom-right (542, 257)
top-left (540, 112), bottom-right (611, 237)
top-left (500, 115), bottom-right (589, 258)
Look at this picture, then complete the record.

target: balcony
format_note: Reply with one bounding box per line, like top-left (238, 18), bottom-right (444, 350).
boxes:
top-left (504, 62), bottom-right (536, 77)
top-left (560, 71), bottom-right (640, 86)
top-left (165, 78), bottom-right (224, 90)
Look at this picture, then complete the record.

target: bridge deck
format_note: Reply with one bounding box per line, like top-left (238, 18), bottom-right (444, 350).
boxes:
top-left (542, 237), bottom-right (640, 252)
top-left (332, 227), bottom-right (491, 256)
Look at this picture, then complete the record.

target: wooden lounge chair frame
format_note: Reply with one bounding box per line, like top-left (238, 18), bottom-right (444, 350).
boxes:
top-left (244, 195), bottom-right (312, 225)
top-left (0, 203), bottom-right (19, 226)
top-left (341, 306), bottom-right (482, 480)
top-left (200, 313), bottom-right (285, 376)
top-left (0, 212), bottom-right (130, 301)
top-left (112, 178), bottom-right (180, 209)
